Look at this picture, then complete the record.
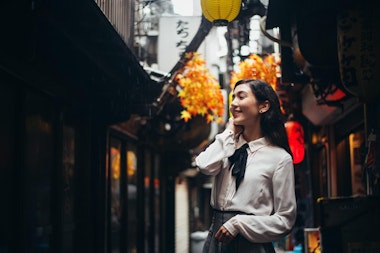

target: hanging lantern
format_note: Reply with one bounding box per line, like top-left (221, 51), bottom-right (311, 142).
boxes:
top-left (285, 121), bottom-right (305, 165)
top-left (337, 1), bottom-right (380, 102)
top-left (200, 0), bottom-right (242, 26)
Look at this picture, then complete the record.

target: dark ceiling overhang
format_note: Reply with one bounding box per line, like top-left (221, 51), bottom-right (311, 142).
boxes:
top-left (1, 0), bottom-right (161, 124)
top-left (265, 0), bottom-right (342, 86)
top-left (263, 0), bottom-right (370, 121)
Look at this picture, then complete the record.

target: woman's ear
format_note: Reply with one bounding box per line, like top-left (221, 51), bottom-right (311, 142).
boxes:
top-left (259, 100), bottom-right (270, 113)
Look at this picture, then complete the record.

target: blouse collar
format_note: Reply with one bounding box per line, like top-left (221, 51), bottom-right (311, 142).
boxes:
top-left (237, 136), bottom-right (270, 152)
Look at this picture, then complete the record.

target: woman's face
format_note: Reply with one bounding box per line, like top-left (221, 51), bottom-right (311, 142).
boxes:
top-left (230, 83), bottom-right (261, 127)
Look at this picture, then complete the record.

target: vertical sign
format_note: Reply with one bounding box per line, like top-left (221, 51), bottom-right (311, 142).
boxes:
top-left (337, 2), bottom-right (380, 102)
top-left (158, 16), bottom-right (202, 73)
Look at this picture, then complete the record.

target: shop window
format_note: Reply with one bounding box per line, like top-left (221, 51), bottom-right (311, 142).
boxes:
top-left (126, 143), bottom-right (138, 253)
top-left (62, 125), bottom-right (76, 252)
top-left (107, 135), bottom-right (140, 253)
top-left (60, 111), bottom-right (92, 252)
top-left (110, 138), bottom-right (122, 252)
top-left (349, 131), bottom-right (366, 195)
top-left (24, 91), bottom-right (56, 251)
top-left (108, 130), bottom-right (161, 253)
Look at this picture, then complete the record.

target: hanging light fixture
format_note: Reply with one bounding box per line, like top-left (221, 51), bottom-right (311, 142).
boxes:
top-left (285, 120), bottom-right (305, 165)
top-left (200, 0), bottom-right (242, 26)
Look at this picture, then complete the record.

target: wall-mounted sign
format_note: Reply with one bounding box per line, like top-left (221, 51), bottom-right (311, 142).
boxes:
top-left (158, 16), bottom-right (203, 73)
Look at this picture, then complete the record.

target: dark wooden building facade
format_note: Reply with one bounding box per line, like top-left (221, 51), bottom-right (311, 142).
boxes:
top-left (0, 0), bottom-right (184, 252)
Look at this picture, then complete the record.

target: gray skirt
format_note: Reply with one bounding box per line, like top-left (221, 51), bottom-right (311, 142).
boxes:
top-left (202, 210), bottom-right (275, 253)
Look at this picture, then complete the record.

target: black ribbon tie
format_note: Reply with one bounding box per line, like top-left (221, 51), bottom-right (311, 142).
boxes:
top-left (228, 143), bottom-right (249, 190)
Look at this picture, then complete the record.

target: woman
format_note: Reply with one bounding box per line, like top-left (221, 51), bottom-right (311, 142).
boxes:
top-left (195, 79), bottom-right (297, 253)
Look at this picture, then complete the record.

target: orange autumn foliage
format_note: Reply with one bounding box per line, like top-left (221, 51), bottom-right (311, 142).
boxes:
top-left (230, 54), bottom-right (280, 91)
top-left (176, 52), bottom-right (224, 124)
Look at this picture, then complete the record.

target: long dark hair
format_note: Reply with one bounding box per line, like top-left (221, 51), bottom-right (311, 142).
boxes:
top-left (234, 79), bottom-right (292, 157)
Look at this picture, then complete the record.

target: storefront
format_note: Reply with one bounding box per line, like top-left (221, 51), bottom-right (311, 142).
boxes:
top-left (263, 0), bottom-right (380, 251)
top-left (0, 1), bottom-right (169, 252)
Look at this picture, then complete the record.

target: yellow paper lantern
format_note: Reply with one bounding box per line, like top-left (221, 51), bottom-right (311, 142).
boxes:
top-left (201, 0), bottom-right (242, 26)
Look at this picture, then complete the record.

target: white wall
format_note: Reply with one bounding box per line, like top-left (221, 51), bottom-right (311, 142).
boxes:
top-left (175, 178), bottom-right (190, 253)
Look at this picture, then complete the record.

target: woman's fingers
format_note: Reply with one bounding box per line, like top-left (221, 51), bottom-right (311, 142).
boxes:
top-left (215, 226), bottom-right (234, 243)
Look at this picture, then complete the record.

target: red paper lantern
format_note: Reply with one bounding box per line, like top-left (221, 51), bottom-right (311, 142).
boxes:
top-left (285, 121), bottom-right (305, 164)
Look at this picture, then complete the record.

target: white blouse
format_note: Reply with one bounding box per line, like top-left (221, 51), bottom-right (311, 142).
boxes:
top-left (195, 129), bottom-right (297, 243)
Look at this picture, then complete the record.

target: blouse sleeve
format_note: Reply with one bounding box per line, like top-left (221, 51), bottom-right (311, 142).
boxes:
top-left (223, 154), bottom-right (297, 243)
top-left (195, 129), bottom-right (236, 176)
